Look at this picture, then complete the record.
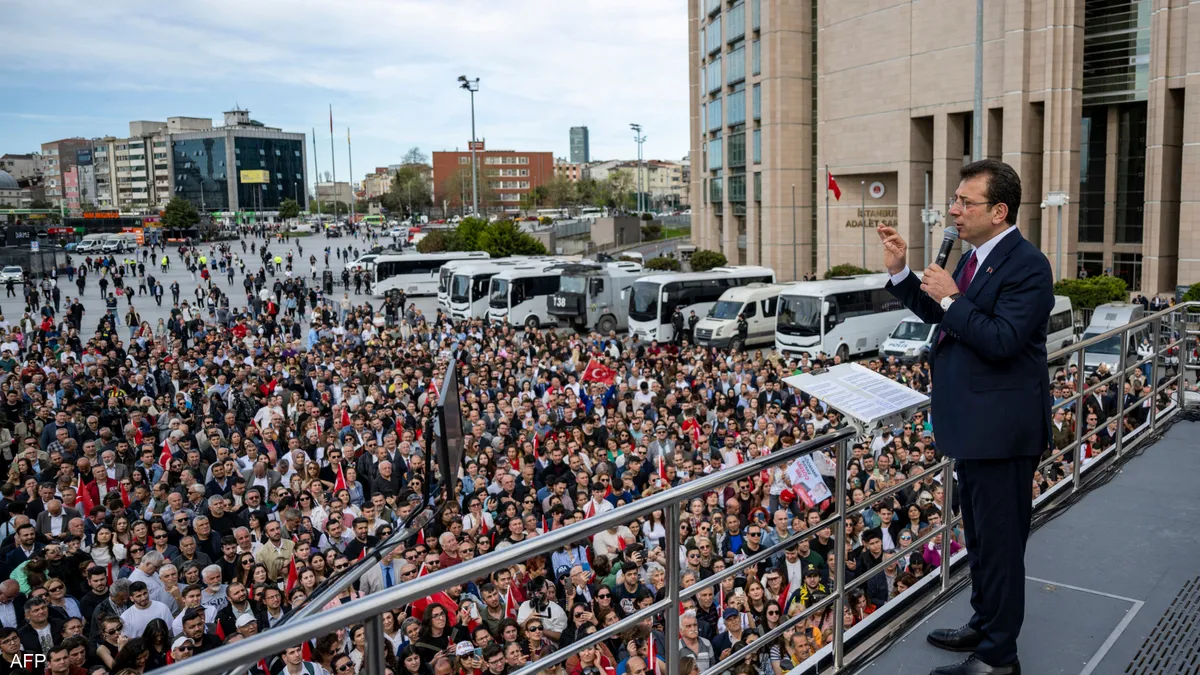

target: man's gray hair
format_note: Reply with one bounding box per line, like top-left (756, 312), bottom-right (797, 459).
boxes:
top-left (202, 564), bottom-right (223, 579)
top-left (208, 495), bottom-right (225, 507)
top-left (110, 579), bottom-right (132, 595)
top-left (142, 550), bottom-right (165, 567)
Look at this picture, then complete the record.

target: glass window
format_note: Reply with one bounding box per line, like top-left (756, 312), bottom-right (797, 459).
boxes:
top-left (1077, 252), bottom-right (1104, 279)
top-left (1113, 253), bottom-right (1142, 291)
top-left (707, 57), bottom-right (722, 93)
top-left (727, 87), bottom-right (746, 127)
top-left (728, 132), bottom-right (746, 168)
top-left (1115, 103), bottom-right (1146, 244)
top-left (753, 172), bottom-right (761, 201)
top-left (727, 45), bottom-right (745, 85)
top-left (753, 84), bottom-right (761, 120)
top-left (708, 97), bottom-right (723, 131)
top-left (752, 0), bottom-right (760, 30)
top-left (1078, 108), bottom-right (1106, 243)
top-left (710, 177), bottom-right (724, 203)
top-left (707, 16), bottom-right (722, 54)
top-left (727, 2), bottom-right (745, 43)
top-left (752, 40), bottom-right (760, 76)
top-left (728, 175), bottom-right (746, 203)
top-left (752, 129), bottom-right (761, 164)
top-left (708, 136), bottom-right (724, 171)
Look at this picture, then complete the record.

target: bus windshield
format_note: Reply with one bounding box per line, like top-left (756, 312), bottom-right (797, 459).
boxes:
top-left (709, 300), bottom-right (744, 320)
top-left (629, 281), bottom-right (660, 322)
top-left (560, 276), bottom-right (587, 294)
top-left (450, 275), bottom-right (471, 303)
top-left (891, 321), bottom-right (934, 342)
top-left (439, 268), bottom-right (454, 294)
top-left (1082, 331), bottom-right (1121, 355)
top-left (489, 279), bottom-right (510, 309)
top-left (777, 296), bottom-right (822, 336)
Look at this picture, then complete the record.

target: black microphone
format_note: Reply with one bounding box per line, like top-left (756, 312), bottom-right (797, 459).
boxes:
top-left (934, 227), bottom-right (960, 268)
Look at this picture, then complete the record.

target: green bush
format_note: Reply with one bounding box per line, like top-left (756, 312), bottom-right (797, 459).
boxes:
top-left (824, 264), bottom-right (875, 279)
top-left (641, 222), bottom-right (663, 241)
top-left (1053, 275), bottom-right (1127, 310)
top-left (645, 256), bottom-right (681, 271)
top-left (640, 213), bottom-right (654, 221)
top-left (689, 249), bottom-right (728, 272)
top-left (1181, 282), bottom-right (1200, 303)
top-left (477, 220), bottom-right (547, 257)
top-left (416, 230), bottom-right (451, 253)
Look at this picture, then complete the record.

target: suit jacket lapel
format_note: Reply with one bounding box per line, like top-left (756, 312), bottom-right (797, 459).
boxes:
top-left (965, 229), bottom-right (1023, 301)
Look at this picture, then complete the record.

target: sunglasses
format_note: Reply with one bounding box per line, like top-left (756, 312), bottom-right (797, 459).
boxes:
top-left (527, 625), bottom-right (542, 631)
top-left (596, 593), bottom-right (610, 599)
top-left (177, 645), bottom-right (194, 652)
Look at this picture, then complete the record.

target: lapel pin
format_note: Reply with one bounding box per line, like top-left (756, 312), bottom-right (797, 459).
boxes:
top-left (986, 267), bottom-right (993, 274)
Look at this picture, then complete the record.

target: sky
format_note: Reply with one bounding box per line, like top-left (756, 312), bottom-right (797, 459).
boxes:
top-left (0, 0), bottom-right (689, 184)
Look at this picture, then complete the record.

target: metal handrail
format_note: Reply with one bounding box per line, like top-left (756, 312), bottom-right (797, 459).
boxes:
top-left (152, 302), bottom-right (1198, 675)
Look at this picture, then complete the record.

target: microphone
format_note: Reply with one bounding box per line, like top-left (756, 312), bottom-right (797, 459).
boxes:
top-left (934, 227), bottom-right (960, 268)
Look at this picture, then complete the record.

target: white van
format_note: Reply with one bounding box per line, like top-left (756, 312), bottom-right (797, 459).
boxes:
top-left (880, 295), bottom-right (1077, 364)
top-left (75, 234), bottom-right (110, 254)
top-left (487, 262), bottom-right (568, 330)
top-left (693, 283), bottom-right (788, 350)
top-left (1082, 302), bottom-right (1148, 375)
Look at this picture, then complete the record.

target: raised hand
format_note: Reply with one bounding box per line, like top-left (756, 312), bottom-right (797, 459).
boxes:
top-left (877, 225), bottom-right (908, 275)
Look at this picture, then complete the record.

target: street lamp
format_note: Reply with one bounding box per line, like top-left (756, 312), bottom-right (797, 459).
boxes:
top-left (630, 124), bottom-right (646, 215)
top-left (458, 75), bottom-right (480, 217)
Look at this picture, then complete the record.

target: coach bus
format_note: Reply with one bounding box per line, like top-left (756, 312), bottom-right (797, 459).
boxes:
top-left (448, 260), bottom-right (537, 320)
top-left (626, 267), bottom-right (776, 343)
top-left (487, 261), bottom-right (571, 330)
top-left (775, 273), bottom-right (912, 361)
top-left (372, 251), bottom-right (489, 297)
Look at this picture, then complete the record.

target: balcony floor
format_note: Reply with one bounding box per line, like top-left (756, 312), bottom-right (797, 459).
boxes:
top-left (858, 418), bottom-right (1200, 675)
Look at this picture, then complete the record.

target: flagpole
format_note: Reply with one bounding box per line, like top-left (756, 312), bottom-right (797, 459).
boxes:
top-left (348, 127), bottom-right (355, 226)
top-left (825, 165), bottom-right (831, 275)
top-left (329, 104), bottom-right (337, 221)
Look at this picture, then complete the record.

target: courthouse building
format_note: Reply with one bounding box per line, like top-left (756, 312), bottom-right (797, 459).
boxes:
top-left (689, 0), bottom-right (1194, 295)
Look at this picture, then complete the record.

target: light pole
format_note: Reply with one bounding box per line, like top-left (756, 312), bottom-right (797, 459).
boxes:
top-left (860, 181), bottom-right (867, 268)
top-left (458, 75), bottom-right (480, 217)
top-left (1043, 191), bottom-right (1069, 280)
top-left (630, 124), bottom-right (646, 214)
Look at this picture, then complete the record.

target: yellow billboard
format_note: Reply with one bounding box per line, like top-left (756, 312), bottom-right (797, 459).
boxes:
top-left (240, 169), bottom-right (270, 184)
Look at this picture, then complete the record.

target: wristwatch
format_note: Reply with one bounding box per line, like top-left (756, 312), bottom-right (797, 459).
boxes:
top-left (940, 293), bottom-right (963, 312)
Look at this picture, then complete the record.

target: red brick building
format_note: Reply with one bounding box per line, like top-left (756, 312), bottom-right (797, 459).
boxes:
top-left (432, 146), bottom-right (554, 212)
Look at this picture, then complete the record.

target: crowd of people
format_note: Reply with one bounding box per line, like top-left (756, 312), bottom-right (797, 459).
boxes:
top-left (0, 222), bottom-right (1177, 675)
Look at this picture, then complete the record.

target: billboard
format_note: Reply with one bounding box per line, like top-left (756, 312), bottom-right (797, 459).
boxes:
top-left (240, 169), bottom-right (270, 184)
top-left (76, 148), bottom-right (93, 167)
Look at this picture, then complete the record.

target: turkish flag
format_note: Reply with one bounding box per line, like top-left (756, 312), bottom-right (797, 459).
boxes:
top-left (340, 407), bottom-right (351, 429)
top-left (119, 482), bottom-right (131, 508)
top-left (285, 556), bottom-right (299, 593)
top-left (334, 464), bottom-right (347, 493)
top-left (581, 358), bottom-right (616, 385)
top-left (827, 172), bottom-right (842, 200)
top-left (417, 528), bottom-right (426, 546)
top-left (76, 476), bottom-right (94, 514)
top-left (158, 440), bottom-right (173, 471)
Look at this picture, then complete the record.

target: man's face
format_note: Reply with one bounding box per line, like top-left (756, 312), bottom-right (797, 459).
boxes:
top-left (89, 572), bottom-right (108, 594)
top-left (132, 589), bottom-right (150, 608)
top-left (48, 649), bottom-right (69, 674)
top-left (17, 527), bottom-right (34, 547)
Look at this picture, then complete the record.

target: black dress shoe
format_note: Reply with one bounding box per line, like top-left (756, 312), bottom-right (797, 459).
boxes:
top-left (929, 654), bottom-right (1020, 675)
top-left (927, 625), bottom-right (984, 652)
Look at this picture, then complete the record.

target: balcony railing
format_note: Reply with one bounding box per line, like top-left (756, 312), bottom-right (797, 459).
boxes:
top-left (152, 303), bottom-right (1198, 675)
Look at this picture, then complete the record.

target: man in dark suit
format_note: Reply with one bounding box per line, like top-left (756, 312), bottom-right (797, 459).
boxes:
top-left (17, 597), bottom-right (63, 656)
top-left (879, 159), bottom-right (1053, 675)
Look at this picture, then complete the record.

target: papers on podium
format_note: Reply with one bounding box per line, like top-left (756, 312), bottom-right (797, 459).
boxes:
top-left (783, 363), bottom-right (929, 434)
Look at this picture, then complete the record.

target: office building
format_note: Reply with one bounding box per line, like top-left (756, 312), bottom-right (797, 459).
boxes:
top-left (570, 126), bottom-right (591, 164)
top-left (315, 181), bottom-right (353, 205)
top-left (690, 0), bottom-right (1194, 294)
top-left (89, 118), bottom-right (209, 212)
top-left (431, 147), bottom-right (554, 212)
top-left (39, 138), bottom-right (92, 207)
top-left (171, 109), bottom-right (308, 214)
top-left (554, 159), bottom-right (583, 183)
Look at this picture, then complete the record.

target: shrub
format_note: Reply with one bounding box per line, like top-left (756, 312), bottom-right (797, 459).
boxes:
top-left (477, 220), bottom-right (547, 257)
top-left (641, 222), bottom-right (663, 241)
top-left (640, 213), bottom-right (654, 221)
top-left (416, 230), bottom-right (451, 253)
top-left (689, 249), bottom-right (728, 272)
top-left (1182, 282), bottom-right (1200, 303)
top-left (645, 256), bottom-right (681, 271)
top-left (823, 264), bottom-right (876, 279)
top-left (1052, 275), bottom-right (1128, 310)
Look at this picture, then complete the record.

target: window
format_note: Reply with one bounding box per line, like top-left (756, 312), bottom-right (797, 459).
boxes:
top-left (727, 2), bottom-right (745, 43)
top-left (1115, 103), bottom-right (1146, 244)
top-left (1047, 310), bottom-right (1073, 335)
top-left (1078, 109), bottom-right (1106, 243)
top-left (752, 40), bottom-right (760, 75)
top-left (752, 84), bottom-right (761, 121)
top-left (710, 177), bottom-right (724, 202)
top-left (1113, 252), bottom-right (1142, 291)
top-left (830, 289), bottom-right (903, 319)
top-left (708, 136), bottom-right (724, 170)
top-left (707, 57), bottom-right (722, 93)
top-left (754, 172), bottom-right (761, 201)
top-left (707, 16), bottom-right (722, 54)
top-left (727, 45), bottom-right (745, 85)
top-left (752, 0), bottom-right (760, 30)
top-left (728, 132), bottom-right (746, 168)
top-left (708, 97), bottom-right (723, 131)
top-left (728, 175), bottom-right (746, 203)
top-left (752, 129), bottom-right (761, 164)
top-left (1077, 252), bottom-right (1104, 279)
top-left (459, 157), bottom-right (470, 164)
top-left (727, 87), bottom-right (746, 126)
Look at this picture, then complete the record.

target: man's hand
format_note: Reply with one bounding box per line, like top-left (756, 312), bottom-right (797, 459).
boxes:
top-left (919, 264), bottom-right (958, 303)
top-left (877, 226), bottom-right (908, 275)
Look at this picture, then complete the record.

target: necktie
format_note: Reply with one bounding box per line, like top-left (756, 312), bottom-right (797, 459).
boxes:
top-left (938, 252), bottom-right (978, 345)
top-left (383, 565), bottom-right (394, 588)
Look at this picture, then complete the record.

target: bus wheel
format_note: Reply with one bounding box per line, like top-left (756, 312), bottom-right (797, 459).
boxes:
top-left (524, 316), bottom-right (540, 331)
top-left (836, 344), bottom-right (850, 362)
top-left (597, 316), bottom-right (616, 334)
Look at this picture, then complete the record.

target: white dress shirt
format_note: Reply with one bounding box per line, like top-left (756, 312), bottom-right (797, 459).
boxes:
top-left (889, 225), bottom-right (1019, 287)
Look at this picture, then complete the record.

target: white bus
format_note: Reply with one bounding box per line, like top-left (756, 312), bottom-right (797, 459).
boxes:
top-left (775, 273), bottom-right (911, 361)
top-left (448, 260), bottom-right (538, 320)
top-left (372, 251), bottom-right (489, 297)
top-left (627, 267), bottom-right (776, 343)
top-left (579, 207), bottom-right (606, 221)
top-left (438, 259), bottom-right (487, 310)
top-left (536, 209), bottom-right (571, 221)
top-left (486, 262), bottom-right (570, 330)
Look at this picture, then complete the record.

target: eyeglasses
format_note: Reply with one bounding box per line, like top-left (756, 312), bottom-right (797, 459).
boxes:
top-left (104, 627), bottom-right (124, 635)
top-left (335, 564), bottom-right (349, 570)
top-left (766, 610), bottom-right (780, 616)
top-left (47, 585), bottom-right (64, 592)
top-left (177, 645), bottom-right (194, 652)
top-left (948, 195), bottom-right (997, 211)
top-left (747, 532), bottom-right (761, 538)
top-left (527, 625), bottom-right (542, 631)
top-left (596, 593), bottom-right (610, 599)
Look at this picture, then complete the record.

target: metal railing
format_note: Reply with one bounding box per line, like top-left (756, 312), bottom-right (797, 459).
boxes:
top-left (153, 302), bottom-right (1198, 675)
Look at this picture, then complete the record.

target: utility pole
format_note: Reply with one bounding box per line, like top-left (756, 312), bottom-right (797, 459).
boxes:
top-left (973, 0), bottom-right (983, 161)
top-left (630, 124), bottom-right (646, 214)
top-left (458, 75), bottom-right (480, 216)
top-left (312, 128), bottom-right (320, 217)
top-left (347, 127), bottom-right (355, 226)
top-left (860, 181), bottom-right (867, 268)
top-left (329, 105), bottom-right (337, 221)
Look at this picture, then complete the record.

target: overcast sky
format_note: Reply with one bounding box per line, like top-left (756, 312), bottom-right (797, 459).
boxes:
top-left (0, 0), bottom-right (689, 183)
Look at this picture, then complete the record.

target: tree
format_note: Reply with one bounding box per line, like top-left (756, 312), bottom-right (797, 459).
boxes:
top-left (645, 256), bottom-right (681, 271)
top-left (417, 230), bottom-right (452, 253)
top-left (689, 249), bottom-right (728, 272)
top-left (439, 168), bottom-right (496, 213)
top-left (1183, 282), bottom-right (1200, 303)
top-left (544, 176), bottom-right (577, 208)
top-left (477, 220), bottom-right (547, 257)
top-left (402, 147), bottom-right (428, 166)
top-left (454, 217), bottom-right (490, 252)
top-left (605, 172), bottom-right (635, 210)
top-left (391, 165), bottom-right (432, 217)
top-left (824, 264), bottom-right (875, 279)
top-left (641, 222), bottom-right (663, 241)
top-left (1053, 275), bottom-right (1128, 310)
top-left (162, 196), bottom-right (200, 231)
top-left (278, 198), bottom-right (301, 220)
top-left (29, 198), bottom-right (54, 210)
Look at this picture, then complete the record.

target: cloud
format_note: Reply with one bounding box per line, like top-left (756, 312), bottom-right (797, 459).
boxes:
top-left (0, 0), bottom-right (689, 176)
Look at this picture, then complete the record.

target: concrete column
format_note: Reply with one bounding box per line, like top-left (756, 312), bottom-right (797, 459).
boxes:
top-left (933, 112), bottom-right (965, 268)
top-left (1141, 0), bottom-right (1186, 294)
top-left (1102, 105), bottom-right (1119, 272)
